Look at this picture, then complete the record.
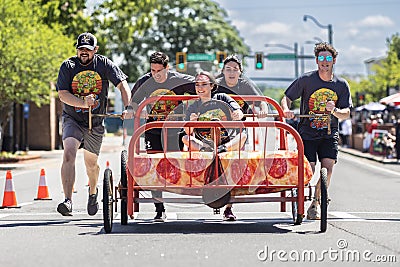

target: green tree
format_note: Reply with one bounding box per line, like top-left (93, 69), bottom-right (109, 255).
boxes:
top-left (92, 0), bottom-right (157, 78)
top-left (38, 0), bottom-right (93, 39)
top-left (0, 0), bottom-right (74, 148)
top-left (94, 0), bottom-right (249, 80)
top-left (348, 33), bottom-right (400, 104)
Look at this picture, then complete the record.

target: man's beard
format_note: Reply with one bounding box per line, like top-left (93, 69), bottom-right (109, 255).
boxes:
top-left (78, 54), bottom-right (93, 65)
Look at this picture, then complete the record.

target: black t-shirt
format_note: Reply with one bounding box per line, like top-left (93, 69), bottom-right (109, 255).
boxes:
top-left (56, 54), bottom-right (127, 127)
top-left (131, 71), bottom-right (195, 134)
top-left (284, 70), bottom-right (353, 140)
top-left (131, 71), bottom-right (195, 104)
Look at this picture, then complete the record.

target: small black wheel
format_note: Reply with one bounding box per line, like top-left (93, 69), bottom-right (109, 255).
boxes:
top-left (290, 189), bottom-right (302, 225)
top-left (103, 168), bottom-right (114, 233)
top-left (320, 167), bottom-right (328, 232)
top-left (120, 150), bottom-right (128, 225)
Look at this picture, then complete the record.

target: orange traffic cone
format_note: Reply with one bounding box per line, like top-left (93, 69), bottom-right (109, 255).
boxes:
top-left (34, 169), bottom-right (52, 200)
top-left (1, 170), bottom-right (20, 208)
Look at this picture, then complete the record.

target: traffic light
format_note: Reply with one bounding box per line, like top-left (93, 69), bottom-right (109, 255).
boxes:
top-left (255, 52), bottom-right (264, 70)
top-left (216, 51), bottom-right (227, 69)
top-left (356, 92), bottom-right (365, 106)
top-left (175, 52), bottom-right (187, 72)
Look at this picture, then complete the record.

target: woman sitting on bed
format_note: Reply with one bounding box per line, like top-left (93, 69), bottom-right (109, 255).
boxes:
top-left (182, 70), bottom-right (246, 153)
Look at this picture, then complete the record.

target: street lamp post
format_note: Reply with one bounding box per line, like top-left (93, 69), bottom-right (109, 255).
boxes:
top-left (301, 40), bottom-right (319, 74)
top-left (264, 42), bottom-right (299, 78)
top-left (303, 15), bottom-right (333, 45)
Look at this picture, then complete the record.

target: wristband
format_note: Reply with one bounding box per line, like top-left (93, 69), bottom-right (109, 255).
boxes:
top-left (125, 105), bottom-right (134, 111)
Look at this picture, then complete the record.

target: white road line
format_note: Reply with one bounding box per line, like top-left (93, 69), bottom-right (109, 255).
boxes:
top-left (350, 211), bottom-right (400, 215)
top-left (328, 211), bottom-right (398, 223)
top-left (19, 202), bottom-right (34, 207)
top-left (329, 211), bottom-right (364, 221)
top-left (1, 211), bottom-right (398, 224)
top-left (330, 211), bottom-right (361, 219)
top-left (341, 153), bottom-right (400, 176)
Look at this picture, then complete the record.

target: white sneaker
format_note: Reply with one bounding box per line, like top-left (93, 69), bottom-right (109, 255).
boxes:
top-left (306, 202), bottom-right (320, 220)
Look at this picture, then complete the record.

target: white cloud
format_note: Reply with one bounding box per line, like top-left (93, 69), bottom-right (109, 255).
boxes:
top-left (231, 19), bottom-right (251, 32)
top-left (358, 15), bottom-right (394, 27)
top-left (253, 22), bottom-right (291, 35)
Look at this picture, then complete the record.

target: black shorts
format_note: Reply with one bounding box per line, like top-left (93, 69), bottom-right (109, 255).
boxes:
top-left (62, 116), bottom-right (104, 155)
top-left (145, 129), bottom-right (185, 152)
top-left (303, 136), bottom-right (338, 163)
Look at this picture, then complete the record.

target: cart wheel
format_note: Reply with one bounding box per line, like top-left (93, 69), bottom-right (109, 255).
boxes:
top-left (290, 189), bottom-right (302, 225)
top-left (120, 150), bottom-right (128, 225)
top-left (320, 167), bottom-right (328, 232)
top-left (103, 168), bottom-right (114, 233)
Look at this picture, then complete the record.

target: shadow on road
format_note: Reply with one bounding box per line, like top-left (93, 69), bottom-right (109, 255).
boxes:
top-left (103, 218), bottom-right (295, 235)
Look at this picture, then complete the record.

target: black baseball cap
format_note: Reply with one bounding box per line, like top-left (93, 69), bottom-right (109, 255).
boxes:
top-left (76, 32), bottom-right (97, 50)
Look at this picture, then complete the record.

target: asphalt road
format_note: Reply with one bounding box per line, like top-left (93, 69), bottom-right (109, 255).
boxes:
top-left (0, 136), bottom-right (399, 267)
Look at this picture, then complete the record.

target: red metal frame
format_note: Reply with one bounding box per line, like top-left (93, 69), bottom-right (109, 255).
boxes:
top-left (126, 95), bottom-right (306, 219)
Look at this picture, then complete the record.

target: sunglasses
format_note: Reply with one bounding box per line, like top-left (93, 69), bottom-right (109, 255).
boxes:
top-left (317, 55), bottom-right (333, 62)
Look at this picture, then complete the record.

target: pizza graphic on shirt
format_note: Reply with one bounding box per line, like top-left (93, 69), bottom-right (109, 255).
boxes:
top-left (71, 70), bottom-right (102, 112)
top-left (308, 88), bottom-right (338, 130)
top-left (149, 89), bottom-right (179, 121)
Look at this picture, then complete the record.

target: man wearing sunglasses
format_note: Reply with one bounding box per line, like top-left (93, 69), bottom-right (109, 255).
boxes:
top-left (280, 42), bottom-right (352, 220)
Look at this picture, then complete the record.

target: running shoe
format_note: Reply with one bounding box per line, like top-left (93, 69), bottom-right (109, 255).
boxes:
top-left (57, 198), bottom-right (72, 216)
top-left (87, 188), bottom-right (99, 216)
top-left (154, 211), bottom-right (167, 222)
top-left (223, 207), bottom-right (236, 221)
top-left (306, 202), bottom-right (321, 220)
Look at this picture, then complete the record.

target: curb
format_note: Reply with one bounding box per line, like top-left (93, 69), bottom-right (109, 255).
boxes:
top-left (339, 147), bottom-right (399, 164)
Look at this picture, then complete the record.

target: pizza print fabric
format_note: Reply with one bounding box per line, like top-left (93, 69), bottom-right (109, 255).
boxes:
top-left (308, 88), bottom-right (338, 130)
top-left (129, 151), bottom-right (313, 196)
top-left (71, 70), bottom-right (102, 112)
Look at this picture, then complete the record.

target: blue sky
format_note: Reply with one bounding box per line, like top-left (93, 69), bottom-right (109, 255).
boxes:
top-left (214, 0), bottom-right (400, 86)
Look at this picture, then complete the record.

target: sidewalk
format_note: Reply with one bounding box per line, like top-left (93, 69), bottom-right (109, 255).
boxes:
top-left (339, 146), bottom-right (399, 164)
top-left (0, 134), bottom-right (125, 171)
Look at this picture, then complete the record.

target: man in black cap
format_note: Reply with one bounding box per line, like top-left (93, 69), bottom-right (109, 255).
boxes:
top-left (56, 32), bottom-right (132, 216)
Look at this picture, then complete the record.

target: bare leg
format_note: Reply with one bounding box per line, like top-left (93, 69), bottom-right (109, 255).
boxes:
top-left (61, 137), bottom-right (80, 200)
top-left (313, 158), bottom-right (335, 200)
top-left (84, 149), bottom-right (100, 195)
top-left (222, 133), bottom-right (247, 219)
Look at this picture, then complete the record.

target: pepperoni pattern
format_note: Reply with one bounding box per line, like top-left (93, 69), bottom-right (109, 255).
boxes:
top-left (133, 157), bottom-right (151, 177)
top-left (265, 157), bottom-right (287, 179)
top-left (156, 158), bottom-right (181, 184)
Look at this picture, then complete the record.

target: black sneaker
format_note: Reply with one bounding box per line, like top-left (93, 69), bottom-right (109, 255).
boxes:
top-left (154, 211), bottom-right (167, 222)
top-left (57, 198), bottom-right (72, 216)
top-left (223, 207), bottom-right (236, 221)
top-left (87, 188), bottom-right (99, 216)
